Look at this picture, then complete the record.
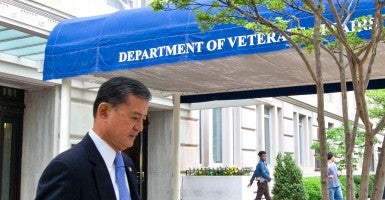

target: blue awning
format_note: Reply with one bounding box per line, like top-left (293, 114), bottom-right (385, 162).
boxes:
top-left (42, 1), bottom-right (385, 103)
top-left (43, 7), bottom-right (287, 80)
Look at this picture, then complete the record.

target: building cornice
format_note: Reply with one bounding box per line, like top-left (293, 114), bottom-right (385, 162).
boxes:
top-left (0, 0), bottom-right (73, 37)
top-left (276, 96), bottom-right (365, 128)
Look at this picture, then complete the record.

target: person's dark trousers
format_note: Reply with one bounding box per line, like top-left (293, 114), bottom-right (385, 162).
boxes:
top-left (255, 181), bottom-right (271, 200)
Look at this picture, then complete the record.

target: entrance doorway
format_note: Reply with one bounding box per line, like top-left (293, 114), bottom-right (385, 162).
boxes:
top-left (125, 118), bottom-right (149, 200)
top-left (0, 86), bottom-right (24, 200)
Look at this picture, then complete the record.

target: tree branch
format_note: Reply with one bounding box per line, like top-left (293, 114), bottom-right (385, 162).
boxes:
top-left (372, 113), bottom-right (385, 136)
top-left (220, 0), bottom-right (319, 82)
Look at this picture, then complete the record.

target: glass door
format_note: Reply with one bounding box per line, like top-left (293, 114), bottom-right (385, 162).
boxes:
top-left (0, 86), bottom-right (24, 200)
top-left (1, 121), bottom-right (12, 200)
top-left (0, 117), bottom-right (22, 200)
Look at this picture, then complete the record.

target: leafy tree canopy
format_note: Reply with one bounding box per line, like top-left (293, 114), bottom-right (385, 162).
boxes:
top-left (366, 89), bottom-right (385, 123)
top-left (151, 0), bottom-right (374, 55)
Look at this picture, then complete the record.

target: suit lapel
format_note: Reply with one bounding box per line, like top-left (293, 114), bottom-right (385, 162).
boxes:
top-left (123, 154), bottom-right (141, 200)
top-left (82, 134), bottom-right (141, 200)
top-left (82, 134), bottom-right (117, 200)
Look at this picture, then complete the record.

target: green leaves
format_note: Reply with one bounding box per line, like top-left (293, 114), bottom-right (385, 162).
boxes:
top-left (310, 126), bottom-right (380, 170)
top-left (150, 0), bottom-right (383, 57)
top-left (186, 166), bottom-right (252, 176)
top-left (290, 27), bottom-right (315, 53)
top-left (264, 0), bottom-right (286, 10)
top-left (304, 175), bottom-right (376, 199)
top-left (272, 153), bottom-right (308, 200)
top-left (366, 89), bottom-right (385, 120)
top-left (149, 0), bottom-right (166, 11)
top-left (310, 89), bottom-right (385, 171)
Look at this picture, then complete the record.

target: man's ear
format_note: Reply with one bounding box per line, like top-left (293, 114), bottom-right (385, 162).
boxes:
top-left (97, 102), bottom-right (111, 120)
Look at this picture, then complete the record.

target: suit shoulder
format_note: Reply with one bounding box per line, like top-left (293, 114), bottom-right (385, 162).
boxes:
top-left (52, 144), bottom-right (88, 166)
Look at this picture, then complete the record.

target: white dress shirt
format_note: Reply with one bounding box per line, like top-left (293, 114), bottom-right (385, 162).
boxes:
top-left (89, 129), bottom-right (131, 200)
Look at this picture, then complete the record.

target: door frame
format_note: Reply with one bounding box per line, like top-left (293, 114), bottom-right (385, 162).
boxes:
top-left (125, 118), bottom-right (149, 200)
top-left (0, 86), bottom-right (24, 200)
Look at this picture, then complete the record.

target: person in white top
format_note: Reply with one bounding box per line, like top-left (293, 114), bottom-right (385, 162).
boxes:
top-left (327, 152), bottom-right (343, 200)
top-left (36, 77), bottom-right (151, 200)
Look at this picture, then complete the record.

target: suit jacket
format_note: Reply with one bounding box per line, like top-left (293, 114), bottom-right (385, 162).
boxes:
top-left (35, 134), bottom-right (141, 200)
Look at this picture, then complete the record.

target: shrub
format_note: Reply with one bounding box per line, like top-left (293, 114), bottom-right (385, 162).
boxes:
top-left (185, 166), bottom-right (251, 176)
top-left (338, 175), bottom-right (347, 196)
top-left (353, 175), bottom-right (375, 198)
top-left (303, 177), bottom-right (322, 200)
top-left (272, 153), bottom-right (308, 200)
top-left (303, 174), bottom-right (375, 199)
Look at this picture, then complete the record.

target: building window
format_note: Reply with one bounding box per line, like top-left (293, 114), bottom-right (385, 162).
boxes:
top-left (315, 157), bottom-right (321, 170)
top-left (212, 108), bottom-right (222, 163)
top-left (315, 127), bottom-right (320, 170)
top-left (371, 152), bottom-right (375, 172)
top-left (298, 115), bottom-right (306, 165)
top-left (314, 122), bottom-right (334, 170)
top-left (374, 148), bottom-right (381, 172)
top-left (107, 0), bottom-right (132, 9)
top-left (264, 107), bottom-right (271, 157)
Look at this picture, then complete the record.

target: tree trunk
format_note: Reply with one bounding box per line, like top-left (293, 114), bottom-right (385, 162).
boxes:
top-left (345, 150), bottom-right (355, 199)
top-left (358, 134), bottom-right (374, 200)
top-left (317, 85), bottom-right (328, 200)
top-left (347, 44), bottom-right (375, 200)
top-left (338, 45), bottom-right (355, 200)
top-left (370, 136), bottom-right (385, 199)
top-left (313, 6), bottom-right (328, 199)
top-left (342, 77), bottom-right (355, 200)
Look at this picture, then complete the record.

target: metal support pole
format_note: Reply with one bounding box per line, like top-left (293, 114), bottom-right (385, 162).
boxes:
top-left (59, 78), bottom-right (71, 153)
top-left (172, 94), bottom-right (181, 200)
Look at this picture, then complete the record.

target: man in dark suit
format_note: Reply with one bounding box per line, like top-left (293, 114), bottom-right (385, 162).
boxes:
top-left (36, 77), bottom-right (152, 200)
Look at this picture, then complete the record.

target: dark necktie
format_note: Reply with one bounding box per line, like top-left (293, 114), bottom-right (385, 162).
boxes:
top-left (114, 152), bottom-right (131, 200)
